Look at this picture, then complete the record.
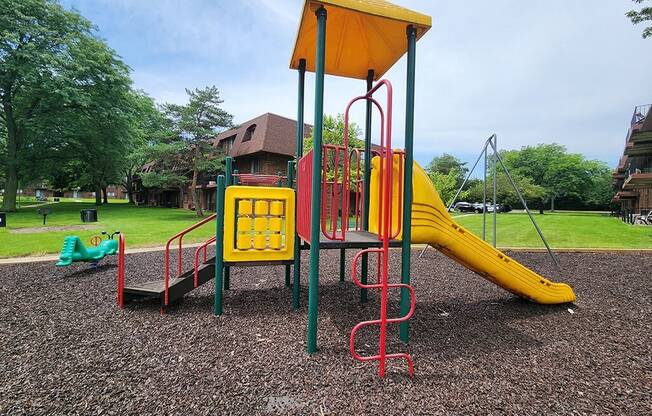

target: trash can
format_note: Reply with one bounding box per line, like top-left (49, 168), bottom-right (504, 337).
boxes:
top-left (80, 209), bottom-right (98, 223)
top-left (0, 212), bottom-right (5, 228)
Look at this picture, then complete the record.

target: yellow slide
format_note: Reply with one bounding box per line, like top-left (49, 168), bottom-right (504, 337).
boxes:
top-left (369, 156), bottom-right (576, 304)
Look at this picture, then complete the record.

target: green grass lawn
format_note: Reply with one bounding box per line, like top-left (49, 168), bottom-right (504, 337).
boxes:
top-left (454, 211), bottom-right (652, 249)
top-left (1, 203), bottom-right (650, 258)
top-left (0, 201), bottom-right (215, 258)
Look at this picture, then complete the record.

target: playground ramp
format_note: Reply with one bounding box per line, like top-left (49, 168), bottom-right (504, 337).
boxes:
top-left (371, 158), bottom-right (576, 304)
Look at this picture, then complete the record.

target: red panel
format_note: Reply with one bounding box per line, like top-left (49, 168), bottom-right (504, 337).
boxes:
top-left (296, 150), bottom-right (313, 241)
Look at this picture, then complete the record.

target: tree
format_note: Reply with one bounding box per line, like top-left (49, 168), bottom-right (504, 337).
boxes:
top-left (429, 168), bottom-right (468, 206)
top-left (501, 144), bottom-right (592, 211)
top-left (119, 92), bottom-right (171, 204)
top-left (0, 0), bottom-right (131, 211)
top-left (303, 113), bottom-right (364, 151)
top-left (466, 170), bottom-right (545, 209)
top-left (160, 86), bottom-right (233, 217)
top-left (627, 0), bottom-right (652, 39)
top-left (426, 153), bottom-right (468, 186)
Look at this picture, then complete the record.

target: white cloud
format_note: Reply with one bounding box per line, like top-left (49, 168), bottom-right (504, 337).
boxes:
top-left (64, 0), bottom-right (652, 167)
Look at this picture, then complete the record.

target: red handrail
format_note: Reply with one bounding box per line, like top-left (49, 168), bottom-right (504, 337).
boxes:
top-left (164, 214), bottom-right (217, 305)
top-left (117, 234), bottom-right (126, 308)
top-left (233, 173), bottom-right (287, 186)
top-left (194, 236), bottom-right (216, 287)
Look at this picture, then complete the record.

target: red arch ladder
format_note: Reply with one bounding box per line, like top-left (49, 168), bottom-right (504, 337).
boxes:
top-left (347, 80), bottom-right (416, 377)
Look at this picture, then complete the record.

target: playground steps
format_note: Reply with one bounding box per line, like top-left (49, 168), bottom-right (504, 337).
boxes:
top-left (122, 258), bottom-right (216, 306)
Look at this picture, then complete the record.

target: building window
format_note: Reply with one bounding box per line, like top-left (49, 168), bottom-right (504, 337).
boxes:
top-left (242, 124), bottom-right (256, 142)
top-left (223, 134), bottom-right (236, 153)
top-left (251, 159), bottom-right (259, 173)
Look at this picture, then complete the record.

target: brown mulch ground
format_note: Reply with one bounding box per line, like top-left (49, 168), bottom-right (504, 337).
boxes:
top-left (1, 249), bottom-right (650, 415)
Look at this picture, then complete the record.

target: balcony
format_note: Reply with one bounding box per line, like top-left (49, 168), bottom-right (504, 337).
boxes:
top-left (622, 168), bottom-right (652, 189)
top-left (625, 104), bottom-right (652, 149)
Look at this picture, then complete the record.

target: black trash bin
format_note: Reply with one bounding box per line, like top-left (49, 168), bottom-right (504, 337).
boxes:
top-left (80, 209), bottom-right (98, 223)
top-left (0, 212), bottom-right (5, 228)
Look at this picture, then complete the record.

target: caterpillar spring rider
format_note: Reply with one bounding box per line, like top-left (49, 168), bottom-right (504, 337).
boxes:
top-left (116, 1), bottom-right (575, 377)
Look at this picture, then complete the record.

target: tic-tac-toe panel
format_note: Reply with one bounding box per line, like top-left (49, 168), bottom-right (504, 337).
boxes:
top-left (223, 186), bottom-right (295, 262)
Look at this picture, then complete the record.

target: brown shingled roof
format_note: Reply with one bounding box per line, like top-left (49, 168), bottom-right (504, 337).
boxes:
top-left (212, 113), bottom-right (312, 158)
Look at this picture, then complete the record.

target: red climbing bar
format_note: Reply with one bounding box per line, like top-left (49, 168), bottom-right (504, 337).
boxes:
top-left (164, 214), bottom-right (216, 305)
top-left (117, 234), bottom-right (126, 308)
top-left (194, 236), bottom-right (216, 287)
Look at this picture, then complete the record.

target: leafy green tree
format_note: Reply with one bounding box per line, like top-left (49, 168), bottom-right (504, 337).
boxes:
top-left (501, 144), bottom-right (595, 211)
top-left (627, 0), bottom-right (652, 38)
top-left (466, 170), bottom-right (545, 209)
top-left (119, 92), bottom-right (172, 204)
top-left (426, 153), bottom-right (468, 188)
top-left (0, 0), bottom-right (131, 211)
top-left (429, 167), bottom-right (468, 206)
top-left (304, 113), bottom-right (364, 150)
top-left (159, 86), bottom-right (233, 216)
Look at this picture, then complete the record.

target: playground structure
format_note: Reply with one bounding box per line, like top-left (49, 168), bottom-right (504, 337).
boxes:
top-left (114, 0), bottom-right (576, 377)
top-left (56, 231), bottom-right (120, 267)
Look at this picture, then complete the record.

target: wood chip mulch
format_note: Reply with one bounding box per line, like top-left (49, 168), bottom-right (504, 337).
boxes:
top-left (1, 248), bottom-right (650, 415)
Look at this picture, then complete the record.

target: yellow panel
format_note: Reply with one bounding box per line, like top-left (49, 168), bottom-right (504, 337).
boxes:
top-left (223, 186), bottom-right (295, 262)
top-left (270, 201), bottom-right (284, 216)
top-left (253, 234), bottom-right (267, 250)
top-left (237, 234), bottom-right (252, 250)
top-left (269, 217), bottom-right (283, 232)
top-left (269, 234), bottom-right (282, 250)
top-left (254, 217), bottom-right (268, 232)
top-left (254, 200), bottom-right (269, 216)
top-left (290, 0), bottom-right (432, 80)
top-left (238, 200), bottom-right (252, 215)
top-left (237, 217), bottom-right (252, 232)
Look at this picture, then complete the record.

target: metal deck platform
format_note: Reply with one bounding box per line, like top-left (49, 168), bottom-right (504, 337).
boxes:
top-left (301, 230), bottom-right (401, 249)
top-left (123, 258), bottom-right (215, 306)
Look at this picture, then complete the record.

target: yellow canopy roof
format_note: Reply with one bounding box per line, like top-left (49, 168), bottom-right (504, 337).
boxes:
top-left (290, 0), bottom-right (432, 80)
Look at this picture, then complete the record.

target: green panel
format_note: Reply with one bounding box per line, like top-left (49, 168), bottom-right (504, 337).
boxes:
top-left (307, 7), bottom-right (327, 354)
top-left (399, 26), bottom-right (417, 343)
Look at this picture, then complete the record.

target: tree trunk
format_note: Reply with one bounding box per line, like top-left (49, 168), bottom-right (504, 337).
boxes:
top-left (550, 195), bottom-right (555, 212)
top-left (102, 186), bottom-right (108, 204)
top-left (95, 187), bottom-right (102, 206)
top-left (125, 178), bottom-right (134, 204)
top-left (2, 101), bottom-right (19, 212)
top-left (191, 168), bottom-right (203, 217)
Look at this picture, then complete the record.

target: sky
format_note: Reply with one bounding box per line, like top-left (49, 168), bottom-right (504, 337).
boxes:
top-left (60, 0), bottom-right (652, 168)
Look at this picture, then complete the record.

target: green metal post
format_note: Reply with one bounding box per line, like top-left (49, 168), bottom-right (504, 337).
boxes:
top-left (213, 175), bottom-right (226, 316)
top-left (293, 59), bottom-right (306, 310)
top-left (292, 59), bottom-right (306, 309)
top-left (285, 161), bottom-right (293, 288)
top-left (225, 157), bottom-right (233, 186)
top-left (399, 26), bottom-right (417, 343)
top-left (224, 157), bottom-right (233, 290)
top-left (307, 6), bottom-right (327, 354)
top-left (360, 69), bottom-right (374, 302)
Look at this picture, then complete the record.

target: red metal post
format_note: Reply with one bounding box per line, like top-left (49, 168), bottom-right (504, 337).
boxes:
top-left (117, 234), bottom-right (125, 308)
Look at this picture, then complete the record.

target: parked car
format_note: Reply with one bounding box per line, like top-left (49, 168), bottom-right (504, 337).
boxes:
top-left (485, 203), bottom-right (512, 213)
top-left (453, 202), bottom-right (476, 212)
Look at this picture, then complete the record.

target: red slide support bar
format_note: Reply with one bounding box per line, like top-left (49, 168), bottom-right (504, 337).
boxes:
top-left (164, 214), bottom-right (216, 305)
top-left (117, 233), bottom-right (126, 308)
